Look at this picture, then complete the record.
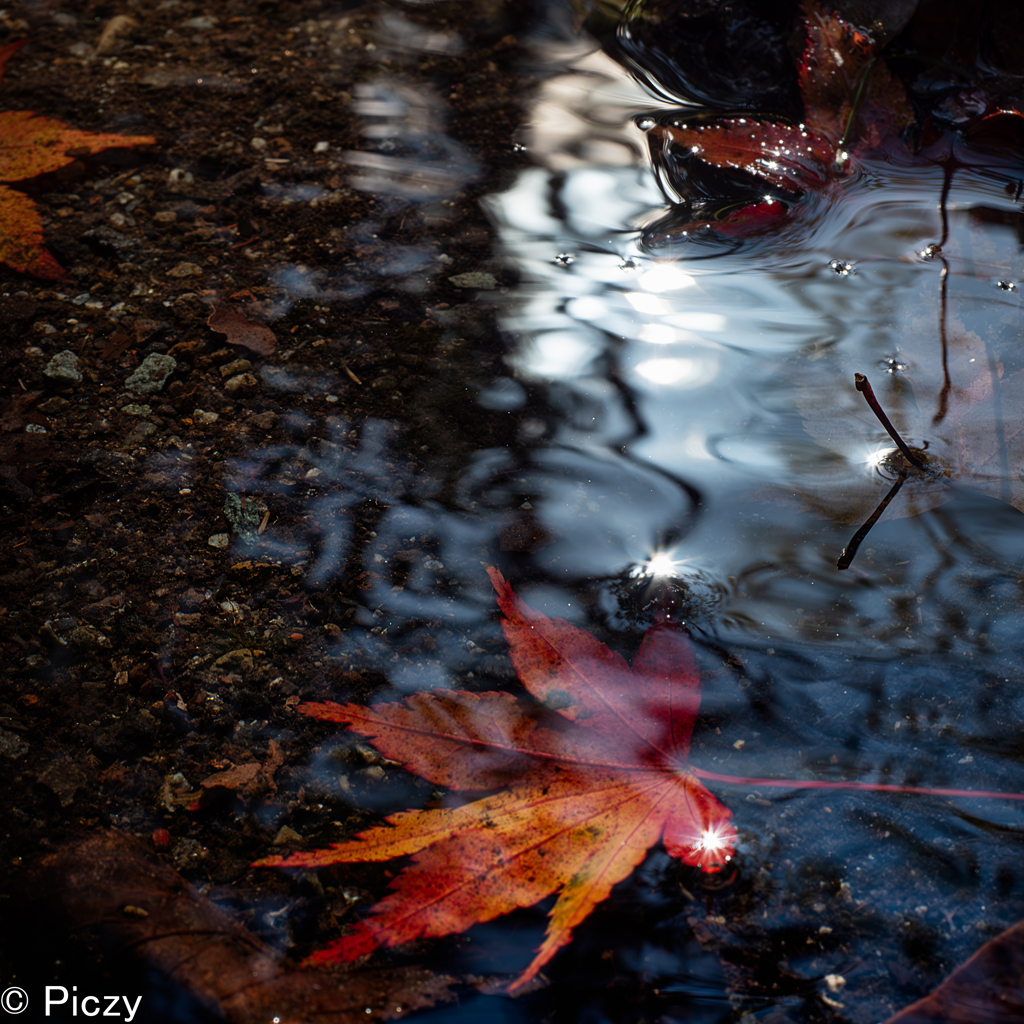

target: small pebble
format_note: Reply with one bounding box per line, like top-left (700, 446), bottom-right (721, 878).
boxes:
top-left (219, 358), bottom-right (253, 378)
top-left (448, 271), bottom-right (497, 290)
top-left (38, 396), bottom-right (70, 414)
top-left (248, 411), bottom-right (277, 430)
top-left (43, 350), bottom-right (82, 384)
top-left (224, 372), bottom-right (259, 395)
top-left (125, 353), bottom-right (177, 394)
top-left (167, 262), bottom-right (203, 278)
top-left (273, 825), bottom-right (303, 846)
top-left (208, 533), bottom-right (230, 548)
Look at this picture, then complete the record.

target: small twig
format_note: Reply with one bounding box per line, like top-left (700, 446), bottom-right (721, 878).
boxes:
top-left (854, 373), bottom-right (925, 467)
top-left (839, 55), bottom-right (877, 151)
top-left (837, 468), bottom-right (907, 570)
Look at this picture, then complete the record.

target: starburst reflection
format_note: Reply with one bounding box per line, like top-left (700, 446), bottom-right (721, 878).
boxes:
top-left (631, 549), bottom-right (685, 578)
top-left (697, 824), bottom-right (732, 859)
top-left (851, 444), bottom-right (897, 474)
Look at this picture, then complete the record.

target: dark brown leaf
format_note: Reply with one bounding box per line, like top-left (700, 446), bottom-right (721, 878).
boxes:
top-left (207, 306), bottom-right (277, 356)
top-left (884, 917), bottom-right (1024, 1022)
top-left (649, 119), bottom-right (836, 194)
top-left (33, 829), bottom-right (457, 1024)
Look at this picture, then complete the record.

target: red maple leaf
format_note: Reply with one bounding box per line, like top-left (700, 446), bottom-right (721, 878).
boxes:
top-left (644, 0), bottom-right (913, 238)
top-left (256, 566), bottom-right (735, 991)
top-left (0, 39), bottom-right (156, 279)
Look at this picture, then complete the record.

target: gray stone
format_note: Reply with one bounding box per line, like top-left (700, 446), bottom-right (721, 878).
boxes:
top-left (224, 492), bottom-right (267, 543)
top-left (224, 372), bottom-right (258, 395)
top-left (448, 271), bottom-right (497, 290)
top-left (38, 396), bottom-right (70, 414)
top-left (125, 421), bottom-right (157, 445)
top-left (125, 353), bottom-right (177, 394)
top-left (44, 350), bottom-right (82, 384)
top-left (0, 727), bottom-right (28, 760)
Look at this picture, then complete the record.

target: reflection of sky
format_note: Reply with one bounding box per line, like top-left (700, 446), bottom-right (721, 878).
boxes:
top-left (486, 31), bottom-right (1024, 661)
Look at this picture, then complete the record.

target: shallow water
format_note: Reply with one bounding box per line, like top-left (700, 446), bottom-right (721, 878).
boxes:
top-left (235, 12), bottom-right (1024, 1023)
top-left (388, 22), bottom-right (1024, 1024)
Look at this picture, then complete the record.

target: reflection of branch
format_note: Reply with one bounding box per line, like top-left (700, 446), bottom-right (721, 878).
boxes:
top-left (933, 162), bottom-right (953, 425)
top-left (837, 467), bottom-right (908, 570)
top-left (933, 259), bottom-right (951, 424)
top-left (854, 373), bottom-right (925, 466)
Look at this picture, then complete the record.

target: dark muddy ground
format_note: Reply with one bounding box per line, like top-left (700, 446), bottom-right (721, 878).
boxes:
top-left (0, 0), bottom-right (543, 1017)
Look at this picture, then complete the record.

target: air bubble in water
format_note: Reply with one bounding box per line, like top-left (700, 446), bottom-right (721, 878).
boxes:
top-left (636, 117), bottom-right (656, 131)
top-left (919, 243), bottom-right (941, 260)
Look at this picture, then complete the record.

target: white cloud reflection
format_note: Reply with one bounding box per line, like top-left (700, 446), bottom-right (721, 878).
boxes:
top-left (637, 264), bottom-right (697, 293)
top-left (635, 356), bottom-right (719, 388)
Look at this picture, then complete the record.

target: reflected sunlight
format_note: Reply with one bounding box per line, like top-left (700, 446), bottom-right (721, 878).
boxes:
top-left (639, 323), bottom-right (686, 345)
top-left (631, 549), bottom-right (686, 578)
top-left (856, 445), bottom-right (896, 472)
top-left (625, 291), bottom-right (673, 315)
top-left (636, 357), bottom-right (716, 387)
top-left (697, 824), bottom-right (733, 862)
top-left (637, 264), bottom-right (697, 292)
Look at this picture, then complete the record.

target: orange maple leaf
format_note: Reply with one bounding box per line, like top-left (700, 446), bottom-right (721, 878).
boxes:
top-left (256, 566), bottom-right (735, 992)
top-left (0, 39), bottom-right (156, 279)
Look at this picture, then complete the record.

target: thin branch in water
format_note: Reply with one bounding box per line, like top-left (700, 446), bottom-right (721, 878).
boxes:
top-left (854, 373), bottom-right (925, 466)
top-left (837, 467), bottom-right (908, 570)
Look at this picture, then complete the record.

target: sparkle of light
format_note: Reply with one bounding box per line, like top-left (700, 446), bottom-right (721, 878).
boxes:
top-left (857, 445), bottom-right (893, 471)
top-left (631, 549), bottom-right (686, 578)
top-left (697, 824), bottom-right (732, 859)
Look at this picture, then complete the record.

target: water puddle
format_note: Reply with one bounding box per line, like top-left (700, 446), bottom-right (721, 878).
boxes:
top-left (4, 2), bottom-right (1024, 1022)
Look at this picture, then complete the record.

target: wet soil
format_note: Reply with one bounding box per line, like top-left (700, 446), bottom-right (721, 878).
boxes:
top-left (0, 0), bottom-right (542, 1013)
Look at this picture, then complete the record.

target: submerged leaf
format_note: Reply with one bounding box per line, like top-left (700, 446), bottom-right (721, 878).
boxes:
top-left (638, 0), bottom-right (913, 243)
top-left (648, 118), bottom-right (835, 194)
top-left (36, 830), bottom-right (457, 1024)
top-left (884, 916), bottom-right (1024, 1023)
top-left (257, 567), bottom-right (734, 991)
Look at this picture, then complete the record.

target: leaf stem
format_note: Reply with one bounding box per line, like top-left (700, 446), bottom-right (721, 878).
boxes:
top-left (854, 373), bottom-right (925, 466)
top-left (693, 766), bottom-right (1024, 802)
